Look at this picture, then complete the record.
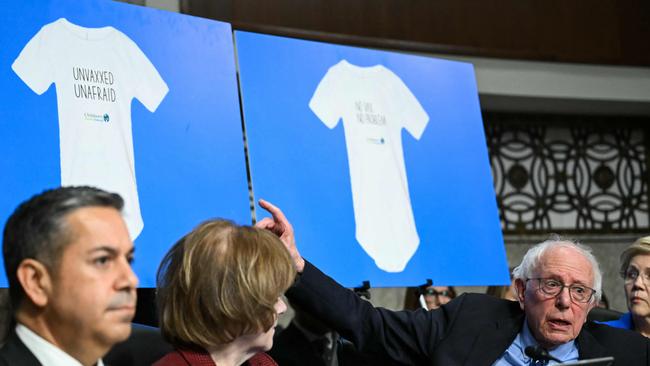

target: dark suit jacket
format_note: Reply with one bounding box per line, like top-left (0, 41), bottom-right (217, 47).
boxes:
top-left (104, 323), bottom-right (173, 366)
top-left (0, 331), bottom-right (41, 366)
top-left (270, 323), bottom-right (399, 366)
top-left (0, 323), bottom-right (170, 366)
top-left (269, 323), bottom-right (327, 366)
top-left (287, 261), bottom-right (650, 366)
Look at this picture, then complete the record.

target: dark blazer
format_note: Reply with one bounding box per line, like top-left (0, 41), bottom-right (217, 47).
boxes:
top-left (0, 330), bottom-right (41, 366)
top-left (269, 323), bottom-right (327, 366)
top-left (0, 324), bottom-right (167, 366)
top-left (270, 323), bottom-right (399, 366)
top-left (104, 323), bottom-right (173, 366)
top-left (287, 261), bottom-right (650, 366)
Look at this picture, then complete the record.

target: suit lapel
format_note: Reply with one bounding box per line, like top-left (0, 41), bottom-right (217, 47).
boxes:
top-left (0, 331), bottom-right (42, 366)
top-left (463, 313), bottom-right (524, 366)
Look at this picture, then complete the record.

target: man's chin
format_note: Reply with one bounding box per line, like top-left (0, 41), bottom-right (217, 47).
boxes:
top-left (106, 313), bottom-right (134, 335)
top-left (95, 322), bottom-right (132, 350)
top-left (539, 332), bottom-right (574, 348)
top-left (107, 306), bottom-right (136, 321)
top-left (109, 322), bottom-right (133, 342)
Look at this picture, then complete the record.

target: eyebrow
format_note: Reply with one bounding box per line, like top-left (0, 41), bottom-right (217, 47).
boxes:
top-left (88, 246), bottom-right (135, 256)
top-left (626, 265), bottom-right (650, 273)
top-left (545, 277), bottom-right (590, 286)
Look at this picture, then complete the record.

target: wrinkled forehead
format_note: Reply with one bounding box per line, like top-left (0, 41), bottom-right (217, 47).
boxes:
top-left (535, 246), bottom-right (594, 284)
top-left (61, 207), bottom-right (132, 251)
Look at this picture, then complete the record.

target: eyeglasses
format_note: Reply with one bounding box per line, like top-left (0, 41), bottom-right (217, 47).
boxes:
top-left (527, 278), bottom-right (596, 303)
top-left (621, 267), bottom-right (650, 285)
top-left (422, 288), bottom-right (452, 298)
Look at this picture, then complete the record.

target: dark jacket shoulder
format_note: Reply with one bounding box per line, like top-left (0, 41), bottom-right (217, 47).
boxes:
top-left (0, 331), bottom-right (41, 366)
top-left (578, 321), bottom-right (650, 364)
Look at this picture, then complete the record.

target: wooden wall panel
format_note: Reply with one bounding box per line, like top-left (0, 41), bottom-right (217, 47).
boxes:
top-left (181, 0), bottom-right (650, 66)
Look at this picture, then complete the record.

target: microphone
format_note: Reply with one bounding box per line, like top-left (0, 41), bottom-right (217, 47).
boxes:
top-left (524, 345), bottom-right (562, 363)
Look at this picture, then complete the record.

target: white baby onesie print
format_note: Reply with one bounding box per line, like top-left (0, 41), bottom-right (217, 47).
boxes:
top-left (13, 18), bottom-right (168, 240)
top-left (310, 60), bottom-right (428, 272)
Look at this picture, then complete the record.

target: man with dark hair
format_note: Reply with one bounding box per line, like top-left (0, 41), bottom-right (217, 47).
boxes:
top-left (0, 186), bottom-right (138, 366)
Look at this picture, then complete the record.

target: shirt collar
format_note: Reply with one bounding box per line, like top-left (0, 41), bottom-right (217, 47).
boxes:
top-left (15, 323), bottom-right (104, 366)
top-left (520, 317), bottom-right (578, 363)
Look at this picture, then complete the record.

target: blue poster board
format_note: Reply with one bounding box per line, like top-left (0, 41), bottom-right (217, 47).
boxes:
top-left (0, 0), bottom-right (251, 286)
top-left (237, 31), bottom-right (509, 287)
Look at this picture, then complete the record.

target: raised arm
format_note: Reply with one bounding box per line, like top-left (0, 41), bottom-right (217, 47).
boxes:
top-left (255, 199), bottom-right (446, 364)
top-left (256, 199), bottom-right (305, 272)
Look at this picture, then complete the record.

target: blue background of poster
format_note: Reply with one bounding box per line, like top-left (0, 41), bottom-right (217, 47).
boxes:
top-left (0, 0), bottom-right (251, 286)
top-left (237, 31), bottom-right (510, 287)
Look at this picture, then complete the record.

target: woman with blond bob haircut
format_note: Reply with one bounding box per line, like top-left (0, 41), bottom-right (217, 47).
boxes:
top-left (602, 236), bottom-right (650, 337)
top-left (153, 219), bottom-right (296, 366)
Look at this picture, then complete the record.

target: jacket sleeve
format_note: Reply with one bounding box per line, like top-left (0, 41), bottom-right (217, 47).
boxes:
top-left (286, 261), bottom-right (458, 365)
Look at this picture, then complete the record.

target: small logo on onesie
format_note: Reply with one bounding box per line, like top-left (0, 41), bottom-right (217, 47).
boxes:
top-left (367, 137), bottom-right (386, 144)
top-left (83, 112), bottom-right (110, 123)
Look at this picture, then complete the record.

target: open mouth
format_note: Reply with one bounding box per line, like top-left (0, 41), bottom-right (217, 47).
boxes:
top-left (548, 319), bottom-right (571, 328)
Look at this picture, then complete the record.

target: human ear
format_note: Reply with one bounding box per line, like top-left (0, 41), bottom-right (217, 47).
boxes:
top-left (16, 259), bottom-right (52, 307)
top-left (514, 278), bottom-right (526, 310)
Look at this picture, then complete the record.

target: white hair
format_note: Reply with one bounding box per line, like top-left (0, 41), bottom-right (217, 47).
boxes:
top-left (512, 237), bottom-right (602, 303)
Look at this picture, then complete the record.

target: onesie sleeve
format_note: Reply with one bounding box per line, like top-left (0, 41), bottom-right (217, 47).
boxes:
top-left (12, 24), bottom-right (55, 95)
top-left (309, 63), bottom-right (343, 129)
top-left (392, 72), bottom-right (429, 140)
top-left (125, 36), bottom-right (168, 113)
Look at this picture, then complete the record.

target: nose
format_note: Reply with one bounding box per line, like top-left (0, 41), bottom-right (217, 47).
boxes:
top-left (555, 286), bottom-right (571, 308)
top-left (433, 295), bottom-right (442, 306)
top-left (632, 274), bottom-right (647, 289)
top-left (117, 257), bottom-right (139, 292)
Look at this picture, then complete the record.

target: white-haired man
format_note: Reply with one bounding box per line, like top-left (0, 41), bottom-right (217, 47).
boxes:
top-left (258, 200), bottom-right (650, 365)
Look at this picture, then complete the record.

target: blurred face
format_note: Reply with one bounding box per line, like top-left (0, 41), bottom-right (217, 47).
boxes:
top-left (244, 297), bottom-right (287, 352)
top-left (624, 254), bottom-right (650, 318)
top-left (516, 247), bottom-right (596, 349)
top-left (423, 286), bottom-right (453, 310)
top-left (46, 207), bottom-right (138, 354)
